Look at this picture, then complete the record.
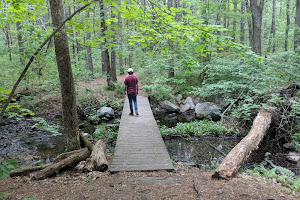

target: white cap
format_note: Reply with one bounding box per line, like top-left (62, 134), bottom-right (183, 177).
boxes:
top-left (127, 68), bottom-right (133, 73)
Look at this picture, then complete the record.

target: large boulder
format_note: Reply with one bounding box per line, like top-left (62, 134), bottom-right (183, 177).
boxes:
top-left (180, 96), bottom-right (196, 113)
top-left (195, 102), bottom-right (221, 121)
top-left (160, 100), bottom-right (180, 113)
top-left (97, 107), bottom-right (114, 117)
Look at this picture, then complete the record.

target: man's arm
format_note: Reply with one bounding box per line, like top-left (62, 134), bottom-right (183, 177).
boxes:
top-left (124, 85), bottom-right (127, 95)
top-left (136, 83), bottom-right (138, 94)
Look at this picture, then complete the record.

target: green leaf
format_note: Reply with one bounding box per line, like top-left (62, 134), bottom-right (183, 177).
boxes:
top-left (4, 89), bottom-right (11, 94)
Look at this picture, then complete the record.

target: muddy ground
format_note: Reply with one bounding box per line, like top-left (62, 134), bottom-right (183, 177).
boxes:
top-left (1, 160), bottom-right (299, 200)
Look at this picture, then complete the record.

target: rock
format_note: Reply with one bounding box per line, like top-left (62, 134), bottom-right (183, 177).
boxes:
top-left (97, 107), bottom-right (114, 117)
top-left (177, 94), bottom-right (183, 100)
top-left (214, 98), bottom-right (230, 109)
top-left (167, 113), bottom-right (177, 118)
top-left (180, 96), bottom-right (195, 113)
top-left (195, 102), bottom-right (221, 120)
top-left (160, 100), bottom-right (179, 113)
top-left (286, 152), bottom-right (300, 163)
top-left (153, 108), bottom-right (162, 116)
top-left (283, 143), bottom-right (295, 150)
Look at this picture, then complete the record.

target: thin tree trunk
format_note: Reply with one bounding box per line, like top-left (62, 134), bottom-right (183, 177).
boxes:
top-left (111, 3), bottom-right (117, 82)
top-left (16, 22), bottom-right (25, 65)
top-left (86, 11), bottom-right (94, 77)
top-left (49, 0), bottom-right (80, 151)
top-left (232, 1), bottom-right (237, 42)
top-left (100, 0), bottom-right (107, 74)
top-left (285, 0), bottom-right (290, 51)
top-left (240, 0), bottom-right (245, 44)
top-left (294, 0), bottom-right (300, 53)
top-left (118, 0), bottom-right (124, 75)
top-left (168, 0), bottom-right (174, 78)
top-left (250, 0), bottom-right (264, 55)
top-left (269, 0), bottom-right (276, 53)
top-left (3, 27), bottom-right (12, 62)
top-left (246, 0), bottom-right (253, 47)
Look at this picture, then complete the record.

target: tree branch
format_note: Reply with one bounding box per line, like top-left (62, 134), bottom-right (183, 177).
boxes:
top-left (0, 0), bottom-right (99, 122)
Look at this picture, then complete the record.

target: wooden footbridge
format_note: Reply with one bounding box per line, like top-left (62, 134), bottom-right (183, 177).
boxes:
top-left (110, 96), bottom-right (174, 173)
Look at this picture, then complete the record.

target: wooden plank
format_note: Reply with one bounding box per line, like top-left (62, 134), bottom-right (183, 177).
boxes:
top-left (110, 96), bottom-right (174, 173)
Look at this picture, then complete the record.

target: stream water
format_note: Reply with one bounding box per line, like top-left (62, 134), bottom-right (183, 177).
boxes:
top-left (1, 116), bottom-right (298, 174)
top-left (164, 137), bottom-right (240, 165)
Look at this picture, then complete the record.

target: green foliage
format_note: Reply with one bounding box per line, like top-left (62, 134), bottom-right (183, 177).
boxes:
top-left (0, 193), bottom-right (11, 199)
top-left (201, 158), bottom-right (221, 171)
top-left (0, 158), bottom-right (18, 179)
top-left (160, 120), bottom-right (234, 137)
top-left (245, 153), bottom-right (300, 192)
top-left (230, 97), bottom-right (261, 122)
top-left (93, 124), bottom-right (118, 144)
top-left (0, 88), bottom-right (35, 120)
top-left (30, 117), bottom-right (61, 136)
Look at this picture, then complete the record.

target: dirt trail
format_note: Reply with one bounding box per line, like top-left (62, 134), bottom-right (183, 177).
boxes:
top-left (1, 161), bottom-right (298, 200)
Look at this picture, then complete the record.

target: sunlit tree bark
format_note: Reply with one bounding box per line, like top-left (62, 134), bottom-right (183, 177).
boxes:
top-left (49, 0), bottom-right (80, 151)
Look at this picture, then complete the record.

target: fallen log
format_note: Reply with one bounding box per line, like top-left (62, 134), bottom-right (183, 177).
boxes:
top-left (10, 163), bottom-right (51, 177)
top-left (54, 148), bottom-right (85, 163)
top-left (212, 108), bottom-right (272, 180)
top-left (79, 132), bottom-right (93, 152)
top-left (84, 140), bottom-right (108, 172)
top-left (32, 147), bottom-right (90, 180)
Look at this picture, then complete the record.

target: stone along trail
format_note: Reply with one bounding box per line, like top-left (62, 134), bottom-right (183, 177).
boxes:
top-left (110, 96), bottom-right (174, 172)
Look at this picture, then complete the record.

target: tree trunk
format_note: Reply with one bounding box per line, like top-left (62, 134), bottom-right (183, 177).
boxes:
top-left (212, 108), bottom-right (272, 180)
top-left (246, 0), bottom-right (253, 47)
top-left (232, 1), bottom-right (237, 42)
top-left (168, 0), bottom-right (175, 78)
top-left (240, 0), bottom-right (245, 44)
top-left (32, 148), bottom-right (90, 180)
top-left (49, 0), bottom-right (81, 151)
top-left (269, 0), bottom-right (276, 53)
top-left (111, 4), bottom-right (117, 82)
top-left (250, 0), bottom-right (264, 55)
top-left (16, 22), bottom-right (25, 65)
top-left (285, 0), bottom-right (290, 51)
top-left (3, 26), bottom-right (12, 62)
top-left (118, 1), bottom-right (124, 75)
top-left (84, 140), bottom-right (108, 172)
top-left (100, 0), bottom-right (107, 74)
top-left (86, 11), bottom-right (94, 77)
top-left (294, 0), bottom-right (300, 53)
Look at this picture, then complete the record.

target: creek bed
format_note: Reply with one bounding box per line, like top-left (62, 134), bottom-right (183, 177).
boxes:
top-left (164, 137), bottom-right (240, 165)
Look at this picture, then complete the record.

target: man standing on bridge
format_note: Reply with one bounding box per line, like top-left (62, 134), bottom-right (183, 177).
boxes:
top-left (124, 68), bottom-right (139, 116)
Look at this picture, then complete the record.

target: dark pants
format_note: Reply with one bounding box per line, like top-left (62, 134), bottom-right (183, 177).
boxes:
top-left (128, 94), bottom-right (138, 113)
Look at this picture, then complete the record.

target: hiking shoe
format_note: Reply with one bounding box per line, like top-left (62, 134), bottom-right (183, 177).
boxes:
top-left (136, 112), bottom-right (139, 116)
top-left (129, 113), bottom-right (134, 116)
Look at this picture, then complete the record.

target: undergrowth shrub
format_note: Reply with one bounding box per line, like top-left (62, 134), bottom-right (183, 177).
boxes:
top-left (160, 120), bottom-right (234, 137)
top-left (245, 153), bottom-right (300, 192)
top-left (93, 125), bottom-right (118, 144)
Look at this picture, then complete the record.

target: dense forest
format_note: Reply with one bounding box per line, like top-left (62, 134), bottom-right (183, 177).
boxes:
top-left (0, 0), bottom-right (300, 199)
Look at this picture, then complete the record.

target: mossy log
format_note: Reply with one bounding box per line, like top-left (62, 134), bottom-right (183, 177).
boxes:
top-left (212, 108), bottom-right (272, 180)
top-left (10, 164), bottom-right (51, 177)
top-left (32, 147), bottom-right (90, 180)
top-left (84, 140), bottom-right (108, 172)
